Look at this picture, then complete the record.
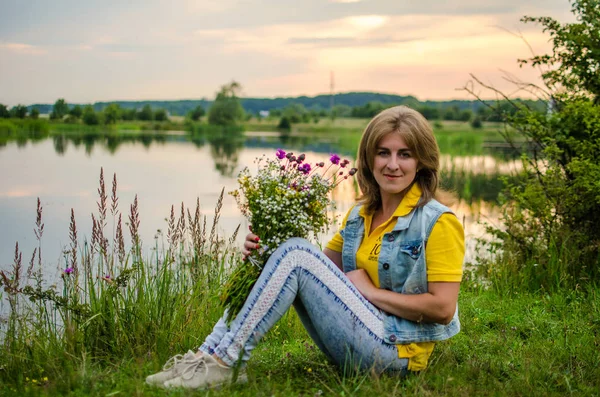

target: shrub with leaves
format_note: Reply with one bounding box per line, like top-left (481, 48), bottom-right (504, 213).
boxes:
top-left (466, 0), bottom-right (600, 291)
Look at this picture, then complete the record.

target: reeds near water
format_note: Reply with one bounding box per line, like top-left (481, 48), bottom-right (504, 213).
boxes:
top-left (0, 168), bottom-right (239, 385)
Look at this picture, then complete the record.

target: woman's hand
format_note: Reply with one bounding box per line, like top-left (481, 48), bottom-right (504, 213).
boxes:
top-left (241, 230), bottom-right (260, 258)
top-left (346, 269), bottom-right (377, 301)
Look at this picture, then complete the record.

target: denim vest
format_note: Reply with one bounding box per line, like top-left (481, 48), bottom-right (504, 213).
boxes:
top-left (340, 199), bottom-right (461, 344)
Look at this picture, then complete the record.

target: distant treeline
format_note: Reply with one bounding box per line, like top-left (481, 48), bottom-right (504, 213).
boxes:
top-left (23, 92), bottom-right (547, 119)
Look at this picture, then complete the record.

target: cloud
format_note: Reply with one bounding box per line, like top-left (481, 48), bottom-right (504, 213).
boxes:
top-left (0, 0), bottom-right (574, 104)
top-left (0, 42), bottom-right (46, 55)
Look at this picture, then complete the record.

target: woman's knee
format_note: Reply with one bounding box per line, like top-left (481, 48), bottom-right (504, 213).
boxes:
top-left (269, 237), bottom-right (314, 257)
top-left (262, 238), bottom-right (320, 272)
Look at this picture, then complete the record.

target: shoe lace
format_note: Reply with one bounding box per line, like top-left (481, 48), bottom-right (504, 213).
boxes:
top-left (162, 354), bottom-right (184, 371)
top-left (180, 357), bottom-right (207, 380)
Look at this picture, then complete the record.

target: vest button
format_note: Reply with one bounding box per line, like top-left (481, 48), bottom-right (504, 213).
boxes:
top-left (387, 234), bottom-right (395, 242)
top-left (412, 247), bottom-right (419, 256)
top-left (383, 263), bottom-right (390, 270)
top-left (389, 334), bottom-right (397, 342)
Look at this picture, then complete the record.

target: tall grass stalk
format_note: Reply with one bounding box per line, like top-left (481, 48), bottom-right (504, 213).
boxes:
top-left (0, 169), bottom-right (238, 390)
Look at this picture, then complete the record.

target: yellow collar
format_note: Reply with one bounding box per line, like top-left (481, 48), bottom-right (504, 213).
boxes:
top-left (359, 183), bottom-right (422, 218)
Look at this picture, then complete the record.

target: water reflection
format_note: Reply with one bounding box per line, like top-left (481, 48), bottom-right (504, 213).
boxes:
top-left (49, 132), bottom-right (171, 156)
top-left (208, 133), bottom-right (245, 177)
top-left (2, 131), bottom-right (517, 206)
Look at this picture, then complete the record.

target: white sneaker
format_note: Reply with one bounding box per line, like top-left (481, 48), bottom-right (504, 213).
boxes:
top-left (145, 350), bottom-right (203, 386)
top-left (163, 354), bottom-right (247, 389)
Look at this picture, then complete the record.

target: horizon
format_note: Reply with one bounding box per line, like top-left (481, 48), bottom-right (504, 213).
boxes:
top-left (22, 89), bottom-right (546, 109)
top-left (1, 1), bottom-right (573, 107)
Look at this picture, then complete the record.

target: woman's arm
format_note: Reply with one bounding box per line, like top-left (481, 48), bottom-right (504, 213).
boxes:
top-left (346, 269), bottom-right (459, 325)
top-left (323, 247), bottom-right (343, 271)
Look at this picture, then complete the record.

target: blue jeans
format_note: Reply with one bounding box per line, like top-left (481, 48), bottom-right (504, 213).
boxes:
top-left (200, 238), bottom-right (408, 373)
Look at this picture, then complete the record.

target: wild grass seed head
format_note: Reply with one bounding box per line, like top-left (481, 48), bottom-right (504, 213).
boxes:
top-left (110, 172), bottom-right (119, 217)
top-left (69, 208), bottom-right (78, 274)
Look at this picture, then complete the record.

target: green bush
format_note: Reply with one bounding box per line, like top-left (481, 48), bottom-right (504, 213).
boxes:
top-left (471, 0), bottom-right (600, 292)
top-left (277, 116), bottom-right (292, 130)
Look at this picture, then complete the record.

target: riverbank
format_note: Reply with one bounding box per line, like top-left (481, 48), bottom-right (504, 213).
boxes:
top-left (1, 117), bottom-right (508, 159)
top-left (0, 116), bottom-right (504, 136)
top-left (1, 285), bottom-right (598, 396)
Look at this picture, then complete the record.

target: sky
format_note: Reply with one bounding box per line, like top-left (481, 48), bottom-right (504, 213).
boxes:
top-left (0, 0), bottom-right (575, 106)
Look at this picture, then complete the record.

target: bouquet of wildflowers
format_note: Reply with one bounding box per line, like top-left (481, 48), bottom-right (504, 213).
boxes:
top-left (221, 149), bottom-right (357, 322)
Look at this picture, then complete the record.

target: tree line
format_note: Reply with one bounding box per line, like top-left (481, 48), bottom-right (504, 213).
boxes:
top-left (0, 100), bottom-right (207, 126)
top-left (9, 91), bottom-right (546, 123)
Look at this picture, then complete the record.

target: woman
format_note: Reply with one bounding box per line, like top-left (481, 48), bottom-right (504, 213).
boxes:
top-left (145, 105), bottom-right (465, 389)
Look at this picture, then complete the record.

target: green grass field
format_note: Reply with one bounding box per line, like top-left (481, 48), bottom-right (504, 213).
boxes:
top-left (2, 286), bottom-right (598, 396)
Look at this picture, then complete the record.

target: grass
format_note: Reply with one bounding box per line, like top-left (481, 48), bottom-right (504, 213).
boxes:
top-left (1, 287), bottom-right (598, 396)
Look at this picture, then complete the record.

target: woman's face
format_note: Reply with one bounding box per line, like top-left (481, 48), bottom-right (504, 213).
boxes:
top-left (372, 132), bottom-right (418, 200)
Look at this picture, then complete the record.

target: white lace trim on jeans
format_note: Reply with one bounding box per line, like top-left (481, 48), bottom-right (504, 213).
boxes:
top-left (226, 249), bottom-right (384, 360)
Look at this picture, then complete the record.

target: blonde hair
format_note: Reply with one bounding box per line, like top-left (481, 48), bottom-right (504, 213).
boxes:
top-left (356, 105), bottom-right (441, 213)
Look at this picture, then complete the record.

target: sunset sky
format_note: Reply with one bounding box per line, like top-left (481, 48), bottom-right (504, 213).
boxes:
top-left (0, 0), bottom-right (574, 106)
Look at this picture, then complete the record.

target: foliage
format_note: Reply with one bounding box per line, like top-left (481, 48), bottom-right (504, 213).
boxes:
top-left (82, 105), bottom-right (100, 126)
top-left (137, 104), bottom-right (153, 121)
top-left (69, 105), bottom-right (83, 119)
top-left (29, 107), bottom-right (40, 119)
top-left (188, 104), bottom-right (205, 121)
top-left (10, 104), bottom-right (28, 119)
top-left (22, 93), bottom-right (549, 124)
top-left (121, 108), bottom-right (137, 121)
top-left (0, 119), bottom-right (49, 144)
top-left (50, 98), bottom-right (69, 120)
top-left (519, 0), bottom-right (600, 102)
top-left (208, 81), bottom-right (246, 126)
top-left (331, 104), bottom-right (352, 118)
top-left (103, 103), bottom-right (121, 125)
top-left (221, 150), bottom-right (357, 322)
top-left (350, 101), bottom-right (388, 118)
top-left (277, 116), bottom-right (292, 130)
top-left (0, 103), bottom-right (10, 118)
top-left (154, 108), bottom-right (168, 121)
top-left (468, 0), bottom-right (600, 292)
top-left (471, 115), bottom-right (483, 129)
top-left (282, 103), bottom-right (309, 123)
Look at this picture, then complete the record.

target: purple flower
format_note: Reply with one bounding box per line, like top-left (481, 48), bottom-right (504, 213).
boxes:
top-left (329, 154), bottom-right (341, 165)
top-left (276, 149), bottom-right (286, 159)
top-left (298, 163), bottom-right (311, 175)
top-left (64, 267), bottom-right (74, 275)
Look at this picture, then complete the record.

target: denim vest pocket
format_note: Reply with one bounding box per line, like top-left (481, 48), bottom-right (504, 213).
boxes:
top-left (399, 242), bottom-right (422, 260)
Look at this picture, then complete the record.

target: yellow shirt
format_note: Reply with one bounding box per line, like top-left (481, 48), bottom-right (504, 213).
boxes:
top-left (326, 184), bottom-right (465, 371)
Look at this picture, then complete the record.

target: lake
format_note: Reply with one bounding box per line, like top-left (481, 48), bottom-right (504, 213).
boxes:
top-left (0, 130), bottom-right (511, 282)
